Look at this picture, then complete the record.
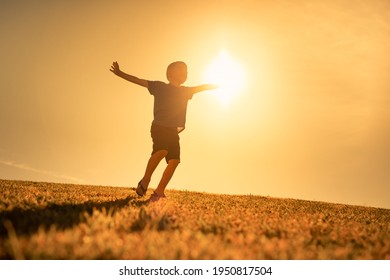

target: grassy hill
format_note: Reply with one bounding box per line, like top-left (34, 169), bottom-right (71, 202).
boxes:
top-left (0, 179), bottom-right (389, 259)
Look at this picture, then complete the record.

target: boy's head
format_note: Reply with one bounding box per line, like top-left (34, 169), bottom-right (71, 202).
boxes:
top-left (166, 61), bottom-right (187, 85)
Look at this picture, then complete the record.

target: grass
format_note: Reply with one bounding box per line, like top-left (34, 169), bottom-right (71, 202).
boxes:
top-left (0, 179), bottom-right (389, 260)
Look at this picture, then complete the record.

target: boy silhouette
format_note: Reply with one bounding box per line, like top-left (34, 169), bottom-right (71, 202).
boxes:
top-left (110, 61), bottom-right (217, 202)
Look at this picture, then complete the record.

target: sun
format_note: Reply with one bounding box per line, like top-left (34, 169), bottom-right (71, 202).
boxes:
top-left (203, 49), bottom-right (245, 106)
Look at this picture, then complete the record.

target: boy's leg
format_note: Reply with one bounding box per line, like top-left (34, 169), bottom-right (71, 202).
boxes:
top-left (154, 159), bottom-right (180, 196)
top-left (141, 150), bottom-right (168, 188)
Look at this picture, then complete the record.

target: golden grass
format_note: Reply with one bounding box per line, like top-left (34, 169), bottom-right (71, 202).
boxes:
top-left (0, 179), bottom-right (389, 260)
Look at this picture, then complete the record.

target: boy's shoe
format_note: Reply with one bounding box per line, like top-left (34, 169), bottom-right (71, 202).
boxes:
top-left (136, 180), bottom-right (147, 197)
top-left (148, 191), bottom-right (166, 203)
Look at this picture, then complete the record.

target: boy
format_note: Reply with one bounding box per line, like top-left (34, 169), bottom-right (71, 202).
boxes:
top-left (110, 61), bottom-right (217, 202)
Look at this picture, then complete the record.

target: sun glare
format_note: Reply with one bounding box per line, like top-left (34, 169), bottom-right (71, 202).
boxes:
top-left (204, 49), bottom-right (245, 106)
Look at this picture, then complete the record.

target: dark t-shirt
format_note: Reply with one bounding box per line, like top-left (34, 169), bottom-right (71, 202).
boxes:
top-left (148, 81), bottom-right (193, 131)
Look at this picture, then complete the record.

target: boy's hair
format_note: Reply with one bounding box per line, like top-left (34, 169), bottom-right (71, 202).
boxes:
top-left (166, 61), bottom-right (187, 82)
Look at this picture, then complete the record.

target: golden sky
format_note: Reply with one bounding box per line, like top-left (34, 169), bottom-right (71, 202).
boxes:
top-left (1, 0), bottom-right (389, 208)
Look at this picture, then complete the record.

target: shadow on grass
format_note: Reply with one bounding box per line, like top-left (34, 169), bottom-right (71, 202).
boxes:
top-left (0, 195), bottom-right (149, 238)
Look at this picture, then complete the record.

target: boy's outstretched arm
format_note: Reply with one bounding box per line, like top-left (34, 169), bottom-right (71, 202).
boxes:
top-left (189, 84), bottom-right (219, 95)
top-left (110, 61), bottom-right (148, 88)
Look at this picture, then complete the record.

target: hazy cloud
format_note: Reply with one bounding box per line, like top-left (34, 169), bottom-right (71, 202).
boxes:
top-left (0, 159), bottom-right (85, 184)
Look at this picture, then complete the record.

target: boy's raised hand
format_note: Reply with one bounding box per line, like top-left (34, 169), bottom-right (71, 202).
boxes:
top-left (207, 84), bottom-right (219, 90)
top-left (110, 61), bottom-right (121, 75)
top-left (109, 61), bottom-right (149, 87)
top-left (190, 84), bottom-right (219, 95)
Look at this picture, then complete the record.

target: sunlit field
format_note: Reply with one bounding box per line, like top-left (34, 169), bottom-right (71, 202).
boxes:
top-left (0, 179), bottom-right (389, 260)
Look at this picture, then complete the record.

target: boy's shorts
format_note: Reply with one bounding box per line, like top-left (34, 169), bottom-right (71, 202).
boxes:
top-left (151, 123), bottom-right (180, 163)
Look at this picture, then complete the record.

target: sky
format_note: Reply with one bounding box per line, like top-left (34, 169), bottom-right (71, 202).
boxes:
top-left (1, 0), bottom-right (389, 209)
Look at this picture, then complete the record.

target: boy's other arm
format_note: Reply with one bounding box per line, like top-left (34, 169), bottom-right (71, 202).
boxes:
top-left (110, 61), bottom-right (148, 88)
top-left (189, 84), bottom-right (219, 95)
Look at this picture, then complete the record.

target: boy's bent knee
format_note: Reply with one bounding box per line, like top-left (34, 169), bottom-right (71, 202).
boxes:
top-left (168, 159), bottom-right (180, 166)
top-left (153, 150), bottom-right (168, 158)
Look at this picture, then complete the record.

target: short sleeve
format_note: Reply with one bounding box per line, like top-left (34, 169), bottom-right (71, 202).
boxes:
top-left (147, 81), bottom-right (164, 96)
top-left (184, 87), bottom-right (194, 100)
